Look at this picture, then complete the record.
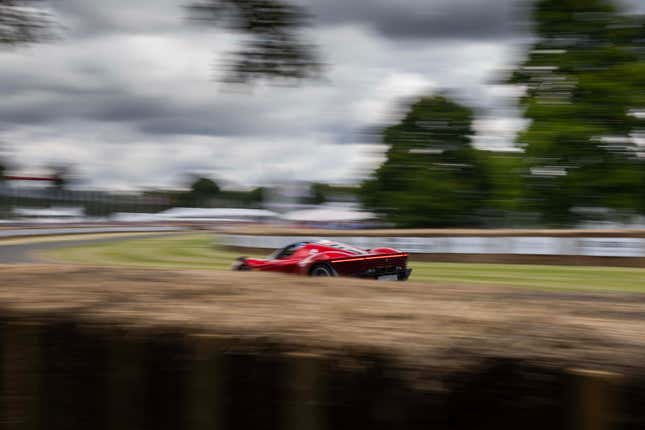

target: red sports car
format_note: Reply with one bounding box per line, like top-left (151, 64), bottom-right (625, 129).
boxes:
top-left (233, 239), bottom-right (412, 281)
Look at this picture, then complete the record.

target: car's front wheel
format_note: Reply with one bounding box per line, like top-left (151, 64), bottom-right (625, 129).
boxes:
top-left (309, 264), bottom-right (334, 277)
top-left (232, 257), bottom-right (251, 271)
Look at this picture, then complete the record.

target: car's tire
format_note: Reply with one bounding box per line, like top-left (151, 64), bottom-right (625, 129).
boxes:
top-left (232, 260), bottom-right (251, 271)
top-left (309, 264), bottom-right (334, 277)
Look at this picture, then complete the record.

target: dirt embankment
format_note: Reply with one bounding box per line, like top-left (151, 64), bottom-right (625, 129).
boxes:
top-left (1, 265), bottom-right (645, 377)
top-left (4, 265), bottom-right (645, 428)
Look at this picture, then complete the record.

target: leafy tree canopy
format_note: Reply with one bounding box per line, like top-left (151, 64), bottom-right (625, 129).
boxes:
top-left (188, 0), bottom-right (321, 83)
top-left (360, 96), bottom-right (489, 228)
top-left (508, 0), bottom-right (645, 225)
top-left (190, 177), bottom-right (221, 195)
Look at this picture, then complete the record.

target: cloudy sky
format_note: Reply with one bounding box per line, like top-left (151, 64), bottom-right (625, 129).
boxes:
top-left (0, 0), bottom-right (643, 190)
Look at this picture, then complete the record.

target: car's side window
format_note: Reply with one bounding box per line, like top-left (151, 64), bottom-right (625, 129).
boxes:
top-left (276, 242), bottom-right (307, 259)
top-left (279, 245), bottom-right (298, 259)
top-left (269, 242), bottom-right (313, 260)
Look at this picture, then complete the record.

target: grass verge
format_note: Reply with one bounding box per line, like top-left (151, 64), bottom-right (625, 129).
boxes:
top-left (40, 233), bottom-right (645, 292)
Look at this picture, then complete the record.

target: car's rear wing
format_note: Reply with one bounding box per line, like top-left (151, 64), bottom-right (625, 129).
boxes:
top-left (330, 253), bottom-right (408, 264)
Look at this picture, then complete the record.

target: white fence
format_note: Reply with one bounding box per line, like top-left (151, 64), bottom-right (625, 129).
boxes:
top-left (218, 234), bottom-right (645, 257)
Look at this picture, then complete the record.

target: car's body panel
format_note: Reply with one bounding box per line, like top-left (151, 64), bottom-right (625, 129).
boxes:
top-left (233, 240), bottom-right (412, 281)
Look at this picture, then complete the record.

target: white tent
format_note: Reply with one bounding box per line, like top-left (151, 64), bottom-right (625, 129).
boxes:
top-left (157, 208), bottom-right (279, 222)
top-left (14, 207), bottom-right (84, 218)
top-left (282, 204), bottom-right (375, 223)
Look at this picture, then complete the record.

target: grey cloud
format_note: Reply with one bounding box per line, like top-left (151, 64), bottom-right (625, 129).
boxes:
top-left (0, 76), bottom-right (360, 142)
top-left (306, 0), bottom-right (644, 41)
top-left (304, 0), bottom-right (527, 40)
top-left (0, 0), bottom-right (535, 188)
top-left (51, 0), bottom-right (526, 41)
top-left (46, 0), bottom-right (645, 43)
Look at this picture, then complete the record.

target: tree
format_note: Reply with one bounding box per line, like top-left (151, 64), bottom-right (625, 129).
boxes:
top-left (2, 0), bottom-right (318, 83)
top-left (178, 176), bottom-right (221, 207)
top-left (191, 177), bottom-right (221, 195)
top-left (507, 0), bottom-right (645, 225)
top-left (360, 96), bottom-right (489, 227)
top-left (187, 0), bottom-right (321, 83)
top-left (0, 0), bottom-right (53, 45)
top-left (475, 150), bottom-right (530, 226)
top-left (308, 183), bottom-right (328, 205)
top-left (248, 186), bottom-right (265, 203)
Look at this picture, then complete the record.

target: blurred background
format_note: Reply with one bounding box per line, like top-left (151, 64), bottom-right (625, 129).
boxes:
top-left (3, 2), bottom-right (645, 429)
top-left (1, 0), bottom-right (643, 229)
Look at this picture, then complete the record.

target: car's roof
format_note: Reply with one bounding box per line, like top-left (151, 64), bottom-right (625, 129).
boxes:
top-left (310, 240), bottom-right (367, 255)
top-left (280, 240), bottom-right (367, 256)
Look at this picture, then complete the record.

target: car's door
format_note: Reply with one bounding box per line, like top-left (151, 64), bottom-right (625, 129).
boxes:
top-left (264, 244), bottom-right (309, 274)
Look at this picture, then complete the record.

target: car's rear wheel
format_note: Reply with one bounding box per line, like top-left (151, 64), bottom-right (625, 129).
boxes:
top-left (310, 264), bottom-right (334, 277)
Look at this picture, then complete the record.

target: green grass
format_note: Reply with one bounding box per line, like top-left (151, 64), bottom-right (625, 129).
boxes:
top-left (411, 262), bottom-right (645, 292)
top-left (40, 234), bottom-right (251, 271)
top-left (41, 234), bottom-right (645, 292)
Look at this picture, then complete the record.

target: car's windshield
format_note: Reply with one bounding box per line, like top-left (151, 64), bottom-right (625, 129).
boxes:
top-left (268, 242), bottom-right (311, 259)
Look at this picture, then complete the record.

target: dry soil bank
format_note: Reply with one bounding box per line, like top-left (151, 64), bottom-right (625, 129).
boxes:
top-left (1, 265), bottom-right (645, 378)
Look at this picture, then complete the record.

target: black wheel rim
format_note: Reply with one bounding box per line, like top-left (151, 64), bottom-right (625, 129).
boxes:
top-left (311, 266), bottom-right (331, 276)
